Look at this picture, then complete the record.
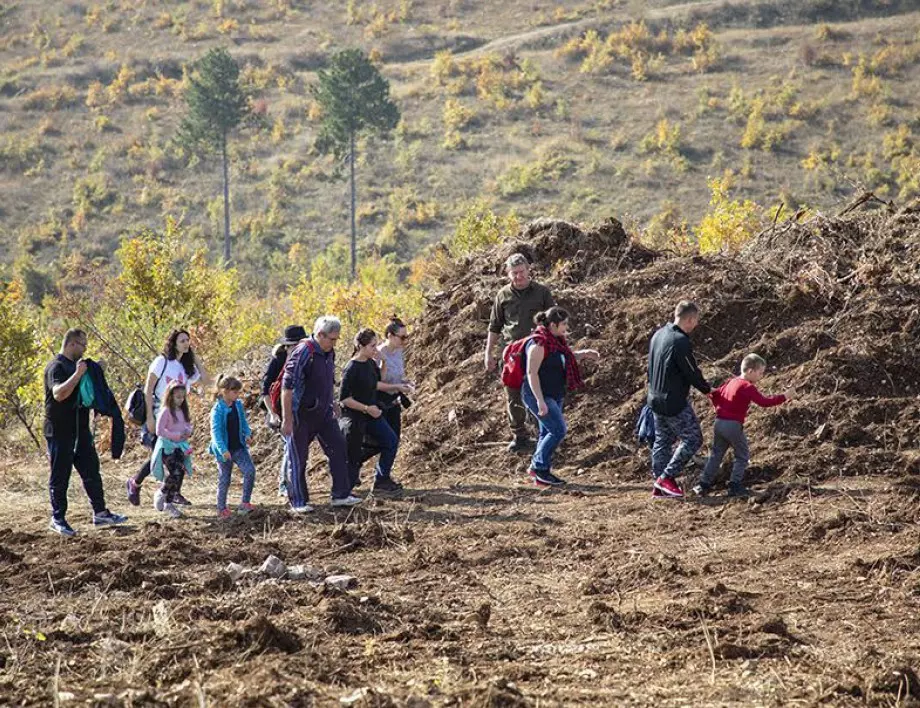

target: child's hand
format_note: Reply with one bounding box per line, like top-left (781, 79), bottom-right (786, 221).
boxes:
top-left (222, 451), bottom-right (231, 461)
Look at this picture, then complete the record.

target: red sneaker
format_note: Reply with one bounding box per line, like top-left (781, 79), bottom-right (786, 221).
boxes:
top-left (651, 486), bottom-right (666, 499)
top-left (653, 475), bottom-right (684, 498)
top-left (218, 508), bottom-right (232, 519)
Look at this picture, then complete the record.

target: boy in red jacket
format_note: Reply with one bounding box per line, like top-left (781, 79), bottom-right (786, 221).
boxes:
top-left (692, 354), bottom-right (793, 498)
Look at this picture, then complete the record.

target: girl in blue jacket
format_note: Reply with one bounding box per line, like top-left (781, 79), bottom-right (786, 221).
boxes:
top-left (209, 375), bottom-right (256, 518)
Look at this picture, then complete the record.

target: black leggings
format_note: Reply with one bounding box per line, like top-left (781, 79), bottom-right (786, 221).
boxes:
top-left (161, 449), bottom-right (187, 502)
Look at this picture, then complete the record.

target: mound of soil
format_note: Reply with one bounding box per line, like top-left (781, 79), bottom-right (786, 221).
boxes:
top-left (404, 200), bottom-right (920, 485)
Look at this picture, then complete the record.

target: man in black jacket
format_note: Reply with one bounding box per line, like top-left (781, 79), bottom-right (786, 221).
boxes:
top-left (647, 301), bottom-right (711, 499)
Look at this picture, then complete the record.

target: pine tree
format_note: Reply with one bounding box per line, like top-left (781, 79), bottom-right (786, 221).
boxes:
top-left (176, 48), bottom-right (251, 266)
top-left (311, 49), bottom-right (400, 280)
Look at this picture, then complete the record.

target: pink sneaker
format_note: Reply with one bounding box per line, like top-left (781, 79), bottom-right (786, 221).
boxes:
top-left (238, 502), bottom-right (256, 514)
top-left (653, 475), bottom-right (684, 498)
top-left (218, 508), bottom-right (232, 519)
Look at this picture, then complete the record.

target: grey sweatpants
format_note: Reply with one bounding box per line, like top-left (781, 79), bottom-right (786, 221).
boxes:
top-left (699, 419), bottom-right (750, 487)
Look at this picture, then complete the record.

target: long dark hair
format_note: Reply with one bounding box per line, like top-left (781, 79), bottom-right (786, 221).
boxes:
top-left (163, 329), bottom-right (196, 377)
top-left (352, 328), bottom-right (377, 356)
top-left (384, 315), bottom-right (405, 338)
top-left (163, 381), bottom-right (191, 422)
top-left (534, 306), bottom-right (569, 328)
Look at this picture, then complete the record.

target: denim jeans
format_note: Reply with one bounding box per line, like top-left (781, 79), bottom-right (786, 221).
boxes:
top-left (521, 387), bottom-right (567, 473)
top-left (216, 448), bottom-right (256, 510)
top-left (651, 403), bottom-right (703, 479)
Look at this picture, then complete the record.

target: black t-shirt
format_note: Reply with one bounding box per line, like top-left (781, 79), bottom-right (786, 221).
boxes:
top-left (227, 405), bottom-right (243, 451)
top-left (43, 355), bottom-right (89, 440)
top-left (340, 359), bottom-right (380, 415)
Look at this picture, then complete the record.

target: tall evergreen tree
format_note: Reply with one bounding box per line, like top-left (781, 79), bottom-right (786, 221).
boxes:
top-left (176, 48), bottom-right (250, 266)
top-left (311, 49), bottom-right (400, 280)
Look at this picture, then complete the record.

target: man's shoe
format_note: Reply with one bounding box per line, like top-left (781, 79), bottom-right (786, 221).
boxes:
top-left (92, 510), bottom-right (128, 526)
top-left (153, 488), bottom-right (166, 512)
top-left (692, 483), bottom-right (712, 497)
top-left (125, 478), bottom-right (140, 506)
top-left (173, 492), bottom-right (192, 506)
top-left (529, 469), bottom-right (566, 487)
top-left (372, 477), bottom-right (404, 495)
top-left (50, 518), bottom-right (77, 537)
top-left (653, 475), bottom-right (684, 498)
top-left (290, 504), bottom-right (314, 514)
top-left (727, 483), bottom-right (752, 498)
top-left (507, 437), bottom-right (533, 454)
top-left (331, 495), bottom-right (363, 507)
top-left (164, 503), bottom-right (182, 519)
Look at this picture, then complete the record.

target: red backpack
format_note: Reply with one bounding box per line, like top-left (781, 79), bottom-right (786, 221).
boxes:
top-left (268, 339), bottom-right (315, 416)
top-left (501, 336), bottom-right (532, 389)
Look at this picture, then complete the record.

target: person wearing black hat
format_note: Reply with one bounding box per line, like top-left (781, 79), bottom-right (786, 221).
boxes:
top-left (261, 324), bottom-right (307, 496)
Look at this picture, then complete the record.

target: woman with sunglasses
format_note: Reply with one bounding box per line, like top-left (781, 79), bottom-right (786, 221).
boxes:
top-left (376, 316), bottom-right (414, 443)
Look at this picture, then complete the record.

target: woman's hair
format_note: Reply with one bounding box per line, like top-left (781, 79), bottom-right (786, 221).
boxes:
top-left (162, 329), bottom-right (196, 377)
top-left (534, 306), bottom-right (569, 328)
top-left (384, 315), bottom-right (406, 338)
top-left (352, 328), bottom-right (377, 356)
top-left (163, 381), bottom-right (191, 421)
top-left (215, 374), bottom-right (242, 398)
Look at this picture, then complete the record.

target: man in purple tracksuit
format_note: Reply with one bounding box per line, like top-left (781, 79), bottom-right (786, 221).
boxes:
top-left (280, 316), bottom-right (362, 513)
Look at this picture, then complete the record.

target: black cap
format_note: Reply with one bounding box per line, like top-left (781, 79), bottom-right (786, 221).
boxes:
top-left (280, 325), bottom-right (307, 345)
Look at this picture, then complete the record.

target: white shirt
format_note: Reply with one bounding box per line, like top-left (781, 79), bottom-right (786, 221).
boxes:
top-left (149, 355), bottom-right (200, 410)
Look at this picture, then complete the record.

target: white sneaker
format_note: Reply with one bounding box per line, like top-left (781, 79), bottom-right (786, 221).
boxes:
top-left (153, 488), bottom-right (166, 512)
top-left (164, 502), bottom-right (182, 519)
top-left (330, 495), bottom-right (362, 507)
top-left (290, 504), bottom-right (314, 514)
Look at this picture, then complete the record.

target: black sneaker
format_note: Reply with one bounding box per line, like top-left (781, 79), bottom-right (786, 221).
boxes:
top-left (373, 477), bottom-right (404, 495)
top-left (92, 510), bottom-right (128, 526)
top-left (507, 437), bottom-right (533, 454)
top-left (727, 483), bottom-right (752, 498)
top-left (172, 492), bottom-right (192, 506)
top-left (692, 483), bottom-right (712, 497)
top-left (49, 518), bottom-right (77, 537)
top-left (529, 469), bottom-right (566, 487)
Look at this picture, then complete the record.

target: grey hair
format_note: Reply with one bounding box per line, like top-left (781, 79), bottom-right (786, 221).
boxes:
top-left (505, 253), bottom-right (529, 271)
top-left (313, 315), bottom-right (342, 336)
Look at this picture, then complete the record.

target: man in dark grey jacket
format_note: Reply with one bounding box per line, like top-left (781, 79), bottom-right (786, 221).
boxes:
top-left (646, 301), bottom-right (711, 499)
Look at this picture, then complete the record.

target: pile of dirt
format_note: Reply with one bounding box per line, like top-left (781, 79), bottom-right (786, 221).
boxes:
top-left (403, 200), bottom-right (920, 485)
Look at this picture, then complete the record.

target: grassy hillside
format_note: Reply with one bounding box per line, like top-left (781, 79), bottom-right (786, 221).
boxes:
top-left (1, 0), bottom-right (920, 293)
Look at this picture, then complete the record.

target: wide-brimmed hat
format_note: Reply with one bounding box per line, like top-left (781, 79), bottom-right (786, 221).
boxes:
top-left (279, 325), bottom-right (307, 345)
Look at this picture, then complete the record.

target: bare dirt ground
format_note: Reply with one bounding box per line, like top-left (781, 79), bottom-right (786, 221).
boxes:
top-left (3, 201), bottom-right (920, 706)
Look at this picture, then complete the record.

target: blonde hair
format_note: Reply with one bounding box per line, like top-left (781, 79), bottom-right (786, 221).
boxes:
top-left (741, 353), bottom-right (767, 373)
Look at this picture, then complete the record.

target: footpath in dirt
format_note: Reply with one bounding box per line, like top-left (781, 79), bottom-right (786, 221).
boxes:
top-left (1, 198), bottom-right (919, 706)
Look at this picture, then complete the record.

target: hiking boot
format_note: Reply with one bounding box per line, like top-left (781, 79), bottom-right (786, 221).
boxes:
top-left (218, 508), bottom-right (232, 519)
top-left (92, 510), bottom-right (128, 526)
top-left (164, 503), bottom-right (182, 519)
top-left (692, 482), bottom-right (712, 497)
top-left (529, 469), bottom-right (566, 487)
top-left (728, 483), bottom-right (752, 498)
top-left (373, 477), bottom-right (404, 495)
top-left (507, 437), bottom-right (534, 454)
top-left (50, 518), bottom-right (77, 537)
top-left (653, 475), bottom-right (684, 499)
top-left (173, 492), bottom-right (192, 506)
top-left (331, 495), bottom-right (363, 507)
top-left (153, 488), bottom-right (166, 512)
top-left (290, 504), bottom-right (314, 514)
top-left (125, 477), bottom-right (140, 507)
top-left (237, 502), bottom-right (256, 514)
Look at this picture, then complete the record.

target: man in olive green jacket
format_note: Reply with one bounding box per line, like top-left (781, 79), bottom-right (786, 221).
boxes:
top-left (484, 253), bottom-right (555, 453)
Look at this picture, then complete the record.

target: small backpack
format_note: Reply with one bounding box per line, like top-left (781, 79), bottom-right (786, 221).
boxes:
top-left (124, 357), bottom-right (168, 426)
top-left (268, 339), bottom-right (314, 416)
top-left (500, 336), bottom-right (532, 390)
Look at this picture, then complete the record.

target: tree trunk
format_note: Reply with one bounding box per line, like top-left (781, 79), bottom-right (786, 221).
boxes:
top-left (14, 406), bottom-right (41, 451)
top-left (222, 134), bottom-right (231, 266)
top-left (349, 130), bottom-right (357, 282)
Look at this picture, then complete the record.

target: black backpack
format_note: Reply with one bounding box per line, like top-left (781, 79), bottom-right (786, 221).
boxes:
top-left (124, 358), bottom-right (168, 426)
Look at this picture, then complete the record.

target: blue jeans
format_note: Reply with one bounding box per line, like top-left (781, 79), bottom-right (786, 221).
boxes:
top-left (521, 388), bottom-right (567, 473)
top-left (217, 448), bottom-right (256, 510)
top-left (651, 404), bottom-right (702, 479)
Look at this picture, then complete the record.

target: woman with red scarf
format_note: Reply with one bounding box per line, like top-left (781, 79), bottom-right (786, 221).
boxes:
top-left (522, 307), bottom-right (600, 487)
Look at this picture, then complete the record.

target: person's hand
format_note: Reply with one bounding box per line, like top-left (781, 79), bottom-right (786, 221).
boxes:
top-left (75, 360), bottom-right (88, 378)
top-left (485, 352), bottom-right (497, 372)
top-left (268, 412), bottom-right (281, 427)
top-left (146, 418), bottom-right (156, 435)
top-left (537, 399), bottom-right (548, 418)
top-left (281, 417), bottom-right (293, 437)
top-left (366, 405), bottom-right (382, 419)
top-left (398, 384), bottom-right (413, 395)
top-left (222, 451), bottom-right (231, 461)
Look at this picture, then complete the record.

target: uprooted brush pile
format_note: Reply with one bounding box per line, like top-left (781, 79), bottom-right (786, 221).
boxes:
top-left (404, 200), bottom-right (920, 486)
